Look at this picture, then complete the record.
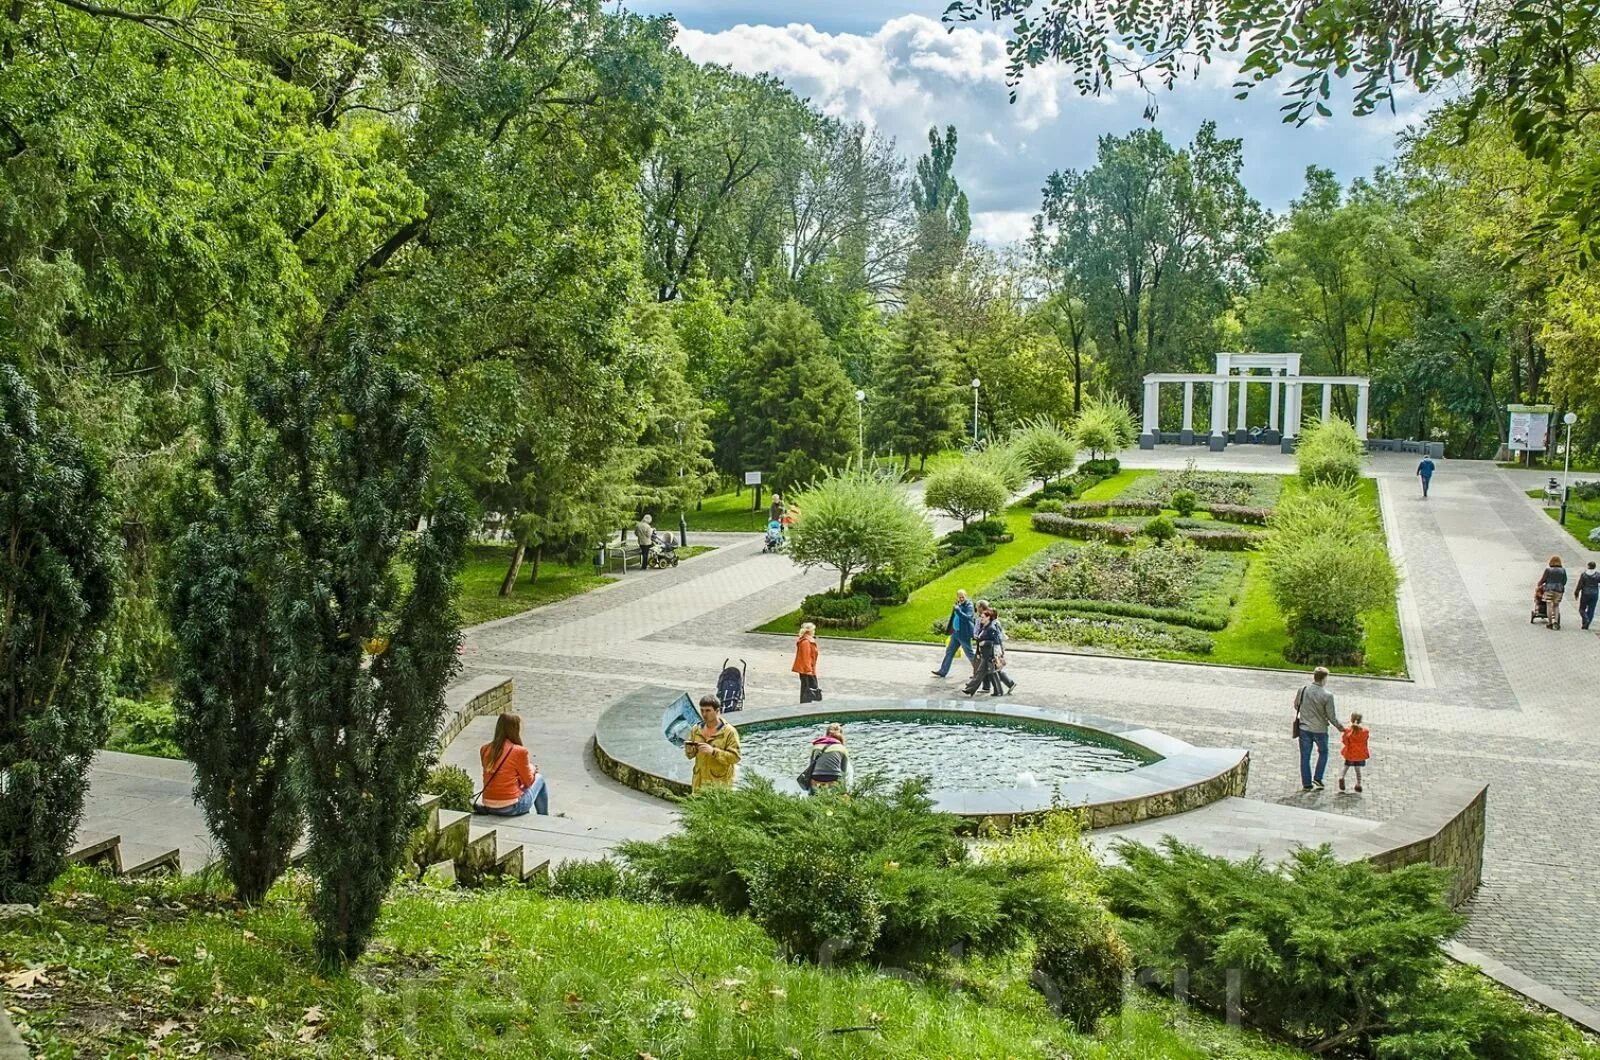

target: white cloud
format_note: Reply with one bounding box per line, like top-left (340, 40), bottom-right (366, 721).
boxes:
top-left (670, 13), bottom-right (1432, 241)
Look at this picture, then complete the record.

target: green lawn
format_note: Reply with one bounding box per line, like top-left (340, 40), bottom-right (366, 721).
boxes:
top-left (458, 542), bottom-right (716, 626)
top-left (1525, 488), bottom-right (1600, 550)
top-left (2, 867), bottom-right (1307, 1060)
top-left (760, 470), bottom-right (1409, 677)
top-left (665, 488), bottom-right (776, 533)
top-left (757, 470), bottom-right (1151, 641)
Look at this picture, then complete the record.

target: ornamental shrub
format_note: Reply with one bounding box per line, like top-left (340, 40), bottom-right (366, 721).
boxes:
top-left (971, 439), bottom-right (1030, 493)
top-left (1011, 416), bottom-right (1078, 485)
top-left (1036, 498), bottom-right (1066, 514)
top-left (1031, 513), bottom-right (1141, 544)
top-left (1033, 910), bottom-right (1131, 1032)
top-left (422, 765), bottom-right (475, 813)
top-left (849, 571), bottom-right (908, 605)
top-left (942, 528), bottom-right (987, 549)
top-left (1077, 457), bottom-right (1121, 477)
top-left (1072, 395), bottom-right (1137, 459)
top-left (800, 591), bottom-right (879, 628)
top-left (1143, 515), bottom-right (1178, 544)
top-left (0, 366), bottom-right (120, 905)
top-left (924, 461), bottom-right (1008, 528)
top-left (1180, 528), bottom-right (1263, 551)
top-left (749, 844), bottom-right (885, 961)
top-left (548, 857), bottom-right (626, 900)
top-left (1058, 500), bottom-right (1162, 518)
top-left (1297, 416), bottom-right (1364, 486)
top-left (1106, 840), bottom-right (1555, 1059)
top-left (1207, 503), bottom-right (1272, 525)
top-left (1171, 489), bottom-right (1198, 516)
top-left (967, 517), bottom-right (1008, 540)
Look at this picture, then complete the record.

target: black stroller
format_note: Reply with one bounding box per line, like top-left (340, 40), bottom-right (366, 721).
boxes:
top-left (715, 658), bottom-right (747, 712)
top-left (647, 531), bottom-right (679, 569)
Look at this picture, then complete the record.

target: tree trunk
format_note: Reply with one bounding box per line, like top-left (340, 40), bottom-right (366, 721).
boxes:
top-left (839, 569), bottom-right (849, 594)
top-left (529, 544), bottom-right (541, 583)
top-left (498, 542), bottom-right (526, 597)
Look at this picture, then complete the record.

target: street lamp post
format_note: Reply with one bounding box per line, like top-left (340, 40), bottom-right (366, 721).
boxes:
top-left (971, 378), bottom-right (981, 446)
top-left (854, 389), bottom-right (866, 467)
top-left (1562, 410), bottom-right (1578, 525)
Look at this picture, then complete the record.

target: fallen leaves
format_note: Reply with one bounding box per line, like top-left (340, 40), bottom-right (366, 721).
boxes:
top-left (3, 967), bottom-right (47, 990)
top-left (297, 1004), bottom-right (327, 1043)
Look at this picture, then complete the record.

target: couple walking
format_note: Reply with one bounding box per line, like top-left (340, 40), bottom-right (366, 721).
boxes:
top-left (931, 589), bottom-right (1015, 696)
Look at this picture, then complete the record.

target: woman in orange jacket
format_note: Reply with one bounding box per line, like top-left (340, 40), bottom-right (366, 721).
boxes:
top-left (793, 621), bottom-right (820, 702)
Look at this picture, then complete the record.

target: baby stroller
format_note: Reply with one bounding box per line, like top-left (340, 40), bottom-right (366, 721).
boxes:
top-left (763, 519), bottom-right (785, 553)
top-left (715, 658), bottom-right (747, 713)
top-left (647, 531), bottom-right (679, 569)
top-left (1531, 590), bottom-right (1561, 629)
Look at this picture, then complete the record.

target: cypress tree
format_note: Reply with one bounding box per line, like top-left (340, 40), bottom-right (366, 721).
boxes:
top-left (167, 390), bottom-right (299, 905)
top-left (872, 298), bottom-right (961, 470)
top-left (0, 365), bottom-right (120, 903)
top-left (263, 337), bottom-right (468, 965)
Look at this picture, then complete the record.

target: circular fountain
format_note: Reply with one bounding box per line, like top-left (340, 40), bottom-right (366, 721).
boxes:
top-left (594, 690), bottom-right (1248, 830)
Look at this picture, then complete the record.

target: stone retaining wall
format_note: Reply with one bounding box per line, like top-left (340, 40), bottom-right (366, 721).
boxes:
top-left (434, 674), bottom-right (513, 753)
top-left (1341, 777), bottom-right (1487, 908)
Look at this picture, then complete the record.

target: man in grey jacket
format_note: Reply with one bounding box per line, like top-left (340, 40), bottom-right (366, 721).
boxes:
top-left (1295, 666), bottom-right (1345, 791)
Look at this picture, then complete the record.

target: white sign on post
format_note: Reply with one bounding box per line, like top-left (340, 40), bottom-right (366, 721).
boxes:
top-left (1507, 405), bottom-right (1553, 452)
top-left (744, 471), bottom-right (763, 485)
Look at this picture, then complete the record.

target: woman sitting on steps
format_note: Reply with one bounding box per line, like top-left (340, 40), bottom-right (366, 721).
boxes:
top-left (473, 713), bottom-right (549, 816)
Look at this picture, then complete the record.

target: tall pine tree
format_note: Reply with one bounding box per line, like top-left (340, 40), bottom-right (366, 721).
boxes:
top-left (872, 298), bottom-right (961, 470)
top-left (0, 366), bottom-right (119, 903)
top-left (906, 125), bottom-right (972, 287)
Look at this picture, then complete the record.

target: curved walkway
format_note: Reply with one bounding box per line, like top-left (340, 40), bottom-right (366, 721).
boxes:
top-left (453, 451), bottom-right (1600, 1013)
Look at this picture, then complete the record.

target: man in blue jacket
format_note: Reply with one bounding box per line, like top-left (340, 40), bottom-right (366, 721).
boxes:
top-left (932, 589), bottom-right (977, 677)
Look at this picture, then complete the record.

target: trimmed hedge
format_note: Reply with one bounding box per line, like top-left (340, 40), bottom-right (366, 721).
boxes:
top-left (800, 591), bottom-right (879, 629)
top-left (1180, 528), bottom-right (1263, 552)
top-left (1077, 457), bottom-right (1120, 477)
top-left (1035, 499), bottom-right (1066, 515)
top-left (1207, 503), bottom-right (1272, 526)
top-left (1057, 500), bottom-right (1161, 519)
top-left (967, 517), bottom-right (1009, 541)
top-left (849, 571), bottom-right (909, 606)
top-left (1007, 609), bottom-right (1215, 655)
top-left (1032, 513), bottom-right (1141, 544)
top-left (996, 597), bottom-right (1229, 631)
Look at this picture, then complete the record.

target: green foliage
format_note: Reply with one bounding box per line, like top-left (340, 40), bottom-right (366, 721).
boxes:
top-left (1123, 461), bottom-right (1282, 508)
top-left (1072, 395), bottom-right (1139, 459)
top-left (1263, 485), bottom-right (1397, 665)
top-left (721, 298), bottom-right (856, 493)
top-left (1297, 417), bottom-right (1365, 486)
top-left (1007, 612), bottom-right (1215, 655)
top-left (1011, 417), bottom-right (1078, 485)
top-left (104, 697), bottom-right (181, 760)
top-left (788, 469), bottom-right (937, 593)
top-left (800, 591), bottom-right (880, 629)
top-left (1143, 515), bottom-right (1178, 544)
top-left (749, 844), bottom-right (885, 960)
top-left (966, 517), bottom-right (1009, 541)
top-left (848, 571), bottom-right (909, 605)
top-left (1001, 541), bottom-right (1206, 610)
top-left (0, 366), bottom-right (120, 904)
top-left (907, 125), bottom-right (973, 286)
top-left (1105, 840), bottom-right (1561, 1059)
top-left (1077, 457), bottom-right (1122, 477)
top-left (167, 388), bottom-right (300, 906)
top-left (924, 460), bottom-right (1009, 528)
top-left (1036, 498), bottom-right (1066, 514)
top-left (264, 342), bottom-right (469, 966)
top-left (971, 439), bottom-right (1030, 493)
top-left (1033, 912), bottom-right (1132, 1033)
top-left (1208, 503), bottom-right (1273, 525)
top-left (1171, 489), bottom-right (1198, 516)
top-left (422, 766), bottom-right (475, 815)
top-left (1032, 513), bottom-right (1141, 545)
top-left (871, 297), bottom-right (962, 468)
top-left (547, 857), bottom-right (627, 901)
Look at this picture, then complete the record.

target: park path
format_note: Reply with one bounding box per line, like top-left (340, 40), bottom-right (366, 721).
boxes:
top-left (455, 448), bottom-right (1600, 1014)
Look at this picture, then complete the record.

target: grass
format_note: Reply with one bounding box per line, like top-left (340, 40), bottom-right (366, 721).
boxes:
top-left (758, 470), bottom-right (1408, 677)
top-left (1, 867), bottom-right (1309, 1059)
top-left (757, 470), bottom-right (1152, 642)
top-left (1525, 488), bottom-right (1600, 550)
top-left (456, 543), bottom-right (618, 627)
top-left (665, 488), bottom-right (776, 533)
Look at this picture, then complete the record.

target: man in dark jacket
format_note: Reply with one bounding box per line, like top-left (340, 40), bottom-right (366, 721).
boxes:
top-left (931, 589), bottom-right (977, 677)
top-left (1577, 561), bottom-right (1600, 630)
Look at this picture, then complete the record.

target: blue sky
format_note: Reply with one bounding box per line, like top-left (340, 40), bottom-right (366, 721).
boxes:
top-left (624, 1), bottom-right (1431, 242)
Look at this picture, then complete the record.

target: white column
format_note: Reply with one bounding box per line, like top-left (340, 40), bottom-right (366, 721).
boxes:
top-left (1321, 382), bottom-right (1332, 422)
top-left (1182, 382), bottom-right (1195, 432)
top-left (1235, 373), bottom-right (1249, 431)
top-left (1268, 370), bottom-right (1281, 431)
top-left (1211, 380), bottom-right (1228, 439)
top-left (1355, 383), bottom-right (1369, 439)
top-left (1142, 380), bottom-right (1159, 434)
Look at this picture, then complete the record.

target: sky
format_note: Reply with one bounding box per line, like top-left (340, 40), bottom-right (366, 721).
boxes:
top-left (623, 1), bottom-right (1433, 244)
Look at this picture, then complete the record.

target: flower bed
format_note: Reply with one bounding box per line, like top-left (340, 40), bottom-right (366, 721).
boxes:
top-left (1121, 462), bottom-right (1282, 509)
top-left (1007, 610), bottom-right (1216, 656)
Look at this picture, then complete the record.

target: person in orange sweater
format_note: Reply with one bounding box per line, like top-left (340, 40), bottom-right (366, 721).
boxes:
top-left (793, 621), bottom-right (821, 702)
top-left (473, 713), bottom-right (548, 816)
top-left (1338, 712), bottom-right (1370, 794)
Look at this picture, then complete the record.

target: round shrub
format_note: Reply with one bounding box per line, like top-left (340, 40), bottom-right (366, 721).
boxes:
top-left (548, 857), bottom-right (625, 900)
top-left (1287, 616), bottom-right (1366, 666)
top-left (422, 765), bottom-right (475, 813)
top-left (849, 571), bottom-right (908, 605)
top-left (1171, 489), bottom-right (1197, 517)
top-left (1297, 417), bottom-right (1364, 486)
top-left (800, 591), bottom-right (879, 629)
top-left (1032, 913), bottom-right (1131, 1032)
top-left (967, 517), bottom-right (1007, 541)
top-left (924, 461), bottom-right (1009, 528)
top-left (1036, 498), bottom-right (1066, 515)
top-left (942, 528), bottom-right (986, 549)
top-left (749, 844), bottom-right (884, 962)
top-left (1143, 515), bottom-right (1178, 544)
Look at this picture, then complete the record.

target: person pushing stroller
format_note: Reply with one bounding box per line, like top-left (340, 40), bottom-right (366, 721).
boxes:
top-left (763, 518), bottom-right (785, 553)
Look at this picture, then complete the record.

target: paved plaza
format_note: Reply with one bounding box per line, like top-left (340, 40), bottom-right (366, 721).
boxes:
top-left (459, 449), bottom-right (1600, 1014)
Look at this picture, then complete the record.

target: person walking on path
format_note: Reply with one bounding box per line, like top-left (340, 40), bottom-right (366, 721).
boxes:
top-left (634, 513), bottom-right (655, 570)
top-left (803, 722), bottom-right (851, 793)
top-left (963, 607), bottom-right (1004, 697)
top-left (684, 695), bottom-right (740, 792)
top-left (1417, 456), bottom-right (1435, 498)
top-left (1294, 666), bottom-right (1345, 791)
top-left (769, 491), bottom-right (784, 524)
top-left (989, 607), bottom-right (1016, 695)
top-left (1538, 555), bottom-right (1568, 630)
top-left (1338, 712), bottom-right (1370, 794)
top-left (473, 713), bottom-right (549, 816)
top-left (793, 622), bottom-right (821, 702)
top-left (1576, 561), bottom-right (1600, 630)
top-left (931, 589), bottom-right (977, 676)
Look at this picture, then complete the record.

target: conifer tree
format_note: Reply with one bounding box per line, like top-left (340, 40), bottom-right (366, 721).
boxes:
top-left (872, 299), bottom-right (961, 470)
top-left (263, 337), bottom-right (468, 965)
top-left (167, 389), bottom-right (299, 905)
top-left (0, 366), bottom-right (120, 903)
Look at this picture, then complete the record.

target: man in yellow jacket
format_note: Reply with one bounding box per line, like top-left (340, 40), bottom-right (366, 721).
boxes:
top-left (684, 694), bottom-right (741, 792)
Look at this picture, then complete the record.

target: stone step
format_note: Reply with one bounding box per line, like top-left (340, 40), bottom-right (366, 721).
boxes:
top-left (468, 810), bottom-right (671, 846)
top-left (118, 841), bottom-right (182, 877)
top-left (66, 833), bottom-right (121, 871)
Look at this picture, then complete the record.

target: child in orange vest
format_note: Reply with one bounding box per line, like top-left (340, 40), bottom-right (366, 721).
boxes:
top-left (1338, 712), bottom-right (1369, 793)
